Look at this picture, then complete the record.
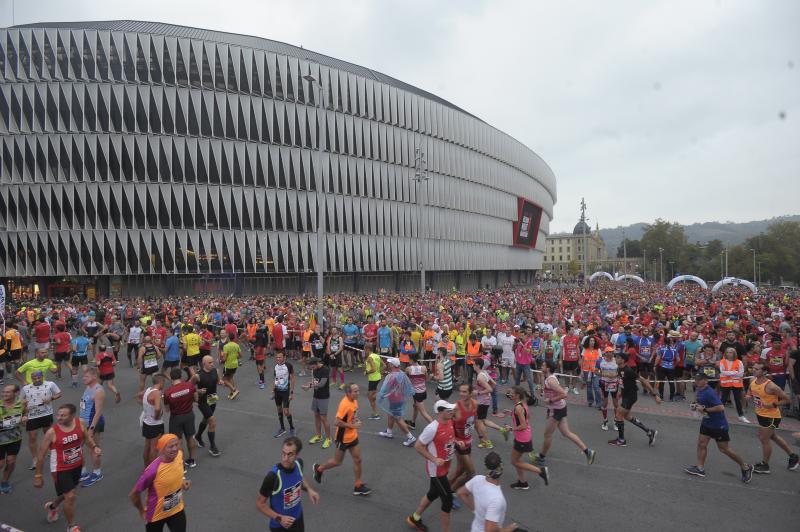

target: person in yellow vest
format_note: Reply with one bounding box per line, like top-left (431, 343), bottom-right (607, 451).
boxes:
top-left (718, 347), bottom-right (748, 424)
top-left (745, 361), bottom-right (799, 473)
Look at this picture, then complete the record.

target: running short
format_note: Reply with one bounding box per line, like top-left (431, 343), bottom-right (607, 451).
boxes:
top-left (620, 394), bottom-right (638, 410)
top-left (513, 439), bottom-right (534, 453)
top-left (30, 341), bottom-right (49, 352)
top-left (501, 357), bottom-right (514, 368)
top-left (546, 407), bottom-right (567, 421)
top-left (388, 402), bottom-right (405, 419)
top-left (638, 362), bottom-right (653, 374)
top-left (336, 438), bottom-right (359, 451)
top-left (141, 365), bottom-right (159, 376)
top-left (53, 467), bottom-right (81, 496)
top-left (477, 404), bottom-right (489, 420)
top-left (198, 402), bottom-right (216, 420)
top-left (600, 383), bottom-right (618, 398)
top-left (254, 347), bottom-right (266, 361)
top-left (71, 355), bottom-right (89, 366)
top-left (456, 440), bottom-right (472, 455)
top-left (436, 388), bottom-right (453, 400)
top-left (368, 380), bottom-right (380, 392)
top-left (9, 349), bottom-right (22, 361)
top-left (275, 390), bottom-right (291, 409)
top-left (699, 425), bottom-right (730, 442)
top-left (425, 475), bottom-right (454, 513)
top-left (327, 354), bottom-right (340, 368)
top-left (142, 423), bottom-right (165, 440)
top-left (100, 372), bottom-right (115, 381)
top-left (146, 509), bottom-right (187, 532)
top-left (55, 352), bottom-right (71, 363)
top-left (168, 412), bottom-right (196, 438)
top-left (311, 397), bottom-right (329, 416)
top-left (223, 367), bottom-right (237, 377)
top-left (562, 361), bottom-right (579, 373)
top-left (199, 348), bottom-right (211, 358)
top-left (756, 415), bottom-right (781, 429)
top-left (0, 440), bottom-right (21, 459)
top-left (414, 392), bottom-right (428, 403)
top-left (183, 355), bottom-right (201, 367)
top-left (26, 414), bottom-right (53, 432)
top-left (162, 360), bottom-right (180, 371)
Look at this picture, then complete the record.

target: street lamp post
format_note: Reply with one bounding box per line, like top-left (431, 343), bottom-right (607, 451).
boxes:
top-left (303, 71), bottom-right (326, 330)
top-left (658, 247), bottom-right (664, 283)
top-left (750, 248), bottom-right (756, 285)
top-left (412, 148), bottom-right (429, 295)
top-left (668, 260), bottom-right (675, 280)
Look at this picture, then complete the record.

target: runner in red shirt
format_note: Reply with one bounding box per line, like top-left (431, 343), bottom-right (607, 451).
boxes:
top-left (449, 383), bottom-right (477, 496)
top-left (53, 325), bottom-right (73, 379)
top-left (560, 330), bottom-right (581, 394)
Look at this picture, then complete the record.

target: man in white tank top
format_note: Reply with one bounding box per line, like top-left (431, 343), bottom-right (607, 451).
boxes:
top-left (140, 374), bottom-right (165, 467)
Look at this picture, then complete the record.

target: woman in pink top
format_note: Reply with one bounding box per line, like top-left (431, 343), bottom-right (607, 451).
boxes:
top-left (506, 387), bottom-right (550, 490)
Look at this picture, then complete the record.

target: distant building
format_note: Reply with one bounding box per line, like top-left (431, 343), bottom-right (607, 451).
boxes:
top-left (541, 217), bottom-right (606, 279)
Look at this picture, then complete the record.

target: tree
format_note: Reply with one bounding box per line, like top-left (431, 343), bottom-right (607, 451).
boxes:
top-left (640, 219), bottom-right (687, 279)
top-left (616, 239), bottom-right (642, 258)
top-left (567, 260), bottom-right (581, 277)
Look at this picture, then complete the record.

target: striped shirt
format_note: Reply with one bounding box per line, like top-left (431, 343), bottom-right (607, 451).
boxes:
top-left (437, 358), bottom-right (453, 392)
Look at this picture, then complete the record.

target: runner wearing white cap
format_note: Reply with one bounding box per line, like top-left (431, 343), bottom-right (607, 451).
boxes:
top-left (377, 358), bottom-right (416, 447)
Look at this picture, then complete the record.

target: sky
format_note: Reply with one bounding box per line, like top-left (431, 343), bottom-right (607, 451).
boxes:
top-left (3, 0), bottom-right (798, 233)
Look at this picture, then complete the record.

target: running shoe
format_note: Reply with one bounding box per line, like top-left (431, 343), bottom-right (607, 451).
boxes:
top-left (194, 435), bottom-right (205, 448)
top-left (533, 454), bottom-right (546, 467)
top-left (737, 416), bottom-right (751, 424)
top-left (115, 392), bottom-right (121, 404)
top-left (288, 428), bottom-right (296, 437)
top-left (510, 481), bottom-right (530, 490)
top-left (184, 459), bottom-right (197, 469)
top-left (322, 438), bottom-right (331, 449)
top-left (684, 465), bottom-right (706, 477)
top-left (601, 421), bottom-right (609, 431)
top-left (379, 431), bottom-right (394, 439)
top-left (585, 448), bottom-right (596, 465)
top-left (451, 497), bottom-right (462, 510)
top-left (608, 438), bottom-right (627, 447)
top-left (402, 435), bottom-right (417, 447)
top-left (230, 390), bottom-right (240, 400)
top-left (406, 514), bottom-right (429, 531)
top-left (209, 447), bottom-right (221, 457)
top-left (0, 481), bottom-right (10, 494)
top-left (67, 525), bottom-right (82, 532)
top-left (273, 428), bottom-right (287, 438)
top-left (499, 427), bottom-right (511, 442)
top-left (477, 439), bottom-right (494, 449)
top-left (539, 466), bottom-right (550, 486)
top-left (572, 387), bottom-right (580, 395)
top-left (753, 461), bottom-right (770, 474)
top-left (352, 484), bottom-right (372, 496)
top-left (258, 383), bottom-right (265, 390)
top-left (80, 472), bottom-right (103, 487)
top-left (405, 420), bottom-right (416, 429)
top-left (28, 458), bottom-right (37, 471)
top-left (788, 453), bottom-right (799, 471)
top-left (312, 463), bottom-right (323, 484)
top-left (648, 430), bottom-right (658, 447)
top-left (44, 501), bottom-right (59, 523)
top-left (742, 464), bottom-right (754, 484)
top-left (309, 434), bottom-right (323, 444)
top-left (367, 414), bottom-right (381, 420)
top-left (79, 471), bottom-right (91, 483)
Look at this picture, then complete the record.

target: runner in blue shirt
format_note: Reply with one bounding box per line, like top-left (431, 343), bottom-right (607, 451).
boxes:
top-left (70, 331), bottom-right (91, 388)
top-left (163, 330), bottom-right (181, 371)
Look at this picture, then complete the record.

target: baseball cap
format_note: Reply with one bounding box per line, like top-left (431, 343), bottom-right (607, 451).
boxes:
top-left (387, 357), bottom-right (401, 367)
top-left (434, 399), bottom-right (456, 412)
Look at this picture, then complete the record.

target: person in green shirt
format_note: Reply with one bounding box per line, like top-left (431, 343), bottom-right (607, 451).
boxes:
top-left (16, 348), bottom-right (57, 385)
top-left (221, 340), bottom-right (241, 400)
top-left (364, 343), bottom-right (383, 420)
top-left (0, 384), bottom-right (27, 493)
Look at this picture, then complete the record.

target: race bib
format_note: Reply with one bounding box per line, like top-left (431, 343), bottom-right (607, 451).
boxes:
top-left (464, 416), bottom-right (475, 435)
top-left (752, 396), bottom-right (763, 409)
top-left (313, 340), bottom-right (323, 350)
top-left (144, 357), bottom-right (158, 369)
top-left (444, 441), bottom-right (456, 460)
top-left (206, 393), bottom-right (218, 406)
top-left (162, 489), bottom-right (183, 511)
top-left (28, 404), bottom-right (46, 418)
top-left (703, 366), bottom-right (716, 377)
top-left (62, 444), bottom-right (82, 466)
top-left (604, 381), bottom-right (618, 392)
top-left (380, 347), bottom-right (390, 354)
top-left (275, 376), bottom-right (288, 388)
top-left (770, 356), bottom-right (783, 366)
top-left (283, 481), bottom-right (302, 510)
top-left (1, 415), bottom-right (21, 429)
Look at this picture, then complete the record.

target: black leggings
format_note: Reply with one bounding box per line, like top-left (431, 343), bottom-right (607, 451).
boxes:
top-left (146, 510), bottom-right (186, 532)
top-left (426, 475), bottom-right (454, 513)
top-left (656, 367), bottom-right (675, 400)
top-left (720, 387), bottom-right (744, 416)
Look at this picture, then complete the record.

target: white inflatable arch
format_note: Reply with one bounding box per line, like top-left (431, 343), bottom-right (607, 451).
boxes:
top-left (711, 277), bottom-right (757, 294)
top-left (616, 274), bottom-right (644, 283)
top-left (667, 275), bottom-right (708, 290)
top-left (589, 271), bottom-right (614, 282)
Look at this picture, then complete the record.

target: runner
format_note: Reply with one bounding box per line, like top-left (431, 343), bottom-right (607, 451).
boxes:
top-left (303, 357), bottom-right (332, 449)
top-left (138, 336), bottom-right (163, 394)
top-left (534, 361), bottom-right (595, 466)
top-left (559, 327), bottom-right (581, 394)
top-left (312, 383), bottom-right (371, 496)
top-left (78, 368), bottom-right (105, 487)
top-left (163, 368), bottom-right (198, 469)
top-left (53, 323), bottom-right (72, 379)
top-left (406, 399), bottom-right (461, 532)
top-left (580, 336), bottom-right (602, 408)
top-left (129, 433), bottom-right (192, 532)
top-left (220, 336), bottom-right (241, 400)
top-left (456, 452), bottom-right (518, 532)
top-left (15, 347), bottom-right (57, 384)
top-left (193, 355), bottom-right (222, 457)
top-left (254, 322), bottom-right (269, 389)
top-left (364, 343), bottom-right (383, 419)
top-left (141, 375), bottom-right (166, 466)
top-left (377, 358), bottom-right (417, 447)
top-left (95, 342), bottom-right (122, 404)
top-left (434, 347), bottom-right (454, 400)
top-left (406, 355), bottom-right (433, 430)
top-left (684, 372), bottom-right (754, 482)
top-left (21, 370), bottom-right (62, 472)
top-left (473, 359), bottom-right (510, 449)
top-left (126, 320), bottom-right (143, 367)
top-left (256, 436), bottom-right (320, 532)
top-left (654, 334), bottom-right (679, 401)
top-left (272, 351), bottom-right (296, 438)
top-left (0, 384), bottom-right (26, 493)
top-left (449, 383), bottom-right (477, 496)
top-left (608, 353), bottom-right (660, 447)
top-left (325, 327), bottom-right (345, 389)
top-left (506, 387), bottom-right (550, 490)
top-left (745, 361), bottom-right (799, 473)
top-left (34, 403), bottom-right (101, 532)
top-left (162, 329), bottom-right (181, 373)
top-left (596, 346), bottom-right (619, 431)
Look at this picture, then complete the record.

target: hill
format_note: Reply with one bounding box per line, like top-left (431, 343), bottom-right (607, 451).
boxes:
top-left (599, 215), bottom-right (800, 256)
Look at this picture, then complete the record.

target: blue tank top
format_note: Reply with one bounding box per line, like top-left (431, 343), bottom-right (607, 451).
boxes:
top-left (268, 462), bottom-right (304, 529)
top-left (80, 383), bottom-right (105, 426)
top-left (658, 346), bottom-right (676, 369)
top-left (378, 327), bottom-right (392, 349)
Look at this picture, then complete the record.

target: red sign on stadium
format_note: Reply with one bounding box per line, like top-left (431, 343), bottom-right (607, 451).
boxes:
top-left (512, 197), bottom-right (543, 248)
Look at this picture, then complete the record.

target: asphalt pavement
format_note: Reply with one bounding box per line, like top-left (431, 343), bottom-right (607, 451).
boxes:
top-left (1, 356), bottom-right (799, 532)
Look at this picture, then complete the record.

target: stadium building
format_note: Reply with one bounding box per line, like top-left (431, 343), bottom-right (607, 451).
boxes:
top-left (0, 21), bottom-right (556, 297)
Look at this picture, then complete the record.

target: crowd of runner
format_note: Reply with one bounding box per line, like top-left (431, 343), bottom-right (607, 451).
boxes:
top-left (0, 281), bottom-right (799, 531)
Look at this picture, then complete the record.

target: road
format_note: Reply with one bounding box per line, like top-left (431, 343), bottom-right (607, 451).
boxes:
top-left (2, 356), bottom-right (799, 532)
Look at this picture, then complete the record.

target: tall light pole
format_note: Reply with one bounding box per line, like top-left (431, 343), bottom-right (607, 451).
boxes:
top-left (658, 247), bottom-right (664, 283)
top-left (720, 250), bottom-right (724, 279)
top-left (749, 248), bottom-right (756, 285)
top-left (642, 248), bottom-right (647, 281)
top-left (412, 147), bottom-right (429, 294)
top-left (668, 260), bottom-right (675, 280)
top-left (622, 228), bottom-right (627, 276)
top-left (724, 247), bottom-right (729, 278)
top-left (303, 71), bottom-right (326, 330)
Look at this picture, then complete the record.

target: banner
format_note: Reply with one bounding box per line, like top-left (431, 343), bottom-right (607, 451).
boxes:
top-left (512, 198), bottom-right (543, 248)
